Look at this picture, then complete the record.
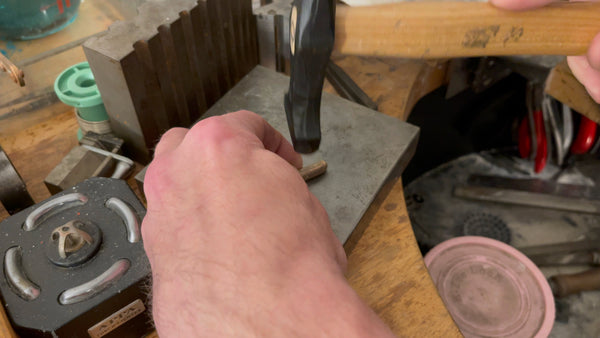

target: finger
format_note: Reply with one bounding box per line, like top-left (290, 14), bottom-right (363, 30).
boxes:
top-left (489, 0), bottom-right (556, 10)
top-left (587, 31), bottom-right (600, 71)
top-left (568, 55), bottom-right (600, 103)
top-left (154, 127), bottom-right (189, 158)
top-left (224, 110), bottom-right (303, 169)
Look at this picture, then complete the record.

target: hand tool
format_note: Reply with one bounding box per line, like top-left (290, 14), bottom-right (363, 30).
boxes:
top-left (550, 268), bottom-right (600, 298)
top-left (527, 251), bottom-right (600, 267)
top-left (445, 56), bottom-right (572, 170)
top-left (518, 83), bottom-right (548, 172)
top-left (519, 235), bottom-right (600, 258)
top-left (543, 94), bottom-right (573, 166)
top-left (285, 1), bottom-right (600, 152)
top-left (570, 116), bottom-right (598, 155)
top-left (517, 232), bottom-right (600, 267)
top-left (324, 61), bottom-right (378, 111)
top-left (285, 0), bottom-right (335, 153)
top-left (454, 174), bottom-right (600, 215)
top-left (0, 178), bottom-right (151, 337)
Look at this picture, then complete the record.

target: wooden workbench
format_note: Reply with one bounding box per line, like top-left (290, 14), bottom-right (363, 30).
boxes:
top-left (333, 56), bottom-right (460, 336)
top-left (0, 2), bottom-right (460, 336)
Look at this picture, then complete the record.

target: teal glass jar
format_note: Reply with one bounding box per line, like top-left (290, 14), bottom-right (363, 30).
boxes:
top-left (0, 0), bottom-right (81, 40)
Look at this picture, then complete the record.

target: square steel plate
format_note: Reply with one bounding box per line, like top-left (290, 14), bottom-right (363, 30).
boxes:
top-left (202, 66), bottom-right (419, 243)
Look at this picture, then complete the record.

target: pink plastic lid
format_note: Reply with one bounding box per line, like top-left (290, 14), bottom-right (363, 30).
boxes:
top-left (424, 236), bottom-right (554, 338)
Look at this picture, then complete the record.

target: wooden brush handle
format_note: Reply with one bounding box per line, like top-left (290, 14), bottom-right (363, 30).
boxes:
top-left (335, 2), bottom-right (600, 58)
top-left (551, 268), bottom-right (600, 298)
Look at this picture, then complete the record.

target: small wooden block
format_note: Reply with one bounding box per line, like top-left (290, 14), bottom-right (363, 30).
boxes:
top-left (545, 60), bottom-right (600, 124)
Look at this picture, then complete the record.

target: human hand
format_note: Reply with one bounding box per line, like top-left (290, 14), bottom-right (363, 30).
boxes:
top-left (141, 111), bottom-right (392, 337)
top-left (491, 0), bottom-right (600, 103)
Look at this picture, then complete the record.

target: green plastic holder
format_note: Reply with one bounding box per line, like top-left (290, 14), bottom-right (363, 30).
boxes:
top-left (54, 62), bottom-right (109, 122)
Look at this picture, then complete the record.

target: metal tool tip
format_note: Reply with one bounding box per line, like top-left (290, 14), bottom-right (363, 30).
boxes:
top-left (293, 139), bottom-right (320, 154)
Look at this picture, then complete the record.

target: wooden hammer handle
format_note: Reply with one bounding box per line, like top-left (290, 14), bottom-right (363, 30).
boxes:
top-left (335, 2), bottom-right (600, 58)
top-left (550, 268), bottom-right (600, 298)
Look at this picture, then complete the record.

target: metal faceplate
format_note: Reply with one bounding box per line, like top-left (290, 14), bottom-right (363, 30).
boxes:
top-left (202, 66), bottom-right (419, 243)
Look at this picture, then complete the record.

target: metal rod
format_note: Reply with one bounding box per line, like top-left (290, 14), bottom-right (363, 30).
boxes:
top-left (454, 184), bottom-right (600, 215)
top-left (0, 53), bottom-right (24, 86)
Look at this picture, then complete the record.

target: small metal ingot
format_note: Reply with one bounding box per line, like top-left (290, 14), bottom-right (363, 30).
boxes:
top-left (299, 160), bottom-right (327, 181)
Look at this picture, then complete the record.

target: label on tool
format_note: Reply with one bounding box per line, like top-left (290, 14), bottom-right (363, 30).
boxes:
top-left (88, 299), bottom-right (146, 338)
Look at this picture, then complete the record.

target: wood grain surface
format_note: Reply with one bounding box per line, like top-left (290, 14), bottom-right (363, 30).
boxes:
top-left (330, 56), bottom-right (460, 336)
top-left (346, 178), bottom-right (461, 336)
top-left (545, 59), bottom-right (600, 125)
top-left (335, 2), bottom-right (600, 58)
top-left (325, 55), bottom-right (448, 121)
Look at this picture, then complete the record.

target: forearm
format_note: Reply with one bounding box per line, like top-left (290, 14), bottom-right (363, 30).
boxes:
top-left (147, 251), bottom-right (394, 337)
top-left (142, 111), bottom-right (394, 336)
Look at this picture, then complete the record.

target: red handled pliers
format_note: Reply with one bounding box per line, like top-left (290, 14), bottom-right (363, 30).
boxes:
top-left (518, 83), bottom-right (547, 173)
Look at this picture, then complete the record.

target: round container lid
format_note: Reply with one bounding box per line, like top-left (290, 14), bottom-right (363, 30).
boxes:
top-left (424, 236), bottom-right (554, 338)
top-left (54, 62), bottom-right (103, 108)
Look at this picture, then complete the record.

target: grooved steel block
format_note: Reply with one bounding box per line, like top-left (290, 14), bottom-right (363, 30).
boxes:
top-left (84, 0), bottom-right (258, 163)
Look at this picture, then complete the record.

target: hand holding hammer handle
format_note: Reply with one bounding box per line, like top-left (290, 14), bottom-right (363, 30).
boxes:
top-left (285, 1), bottom-right (600, 153)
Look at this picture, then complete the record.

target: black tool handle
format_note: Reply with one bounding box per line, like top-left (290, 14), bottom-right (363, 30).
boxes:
top-left (285, 0), bottom-right (335, 153)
